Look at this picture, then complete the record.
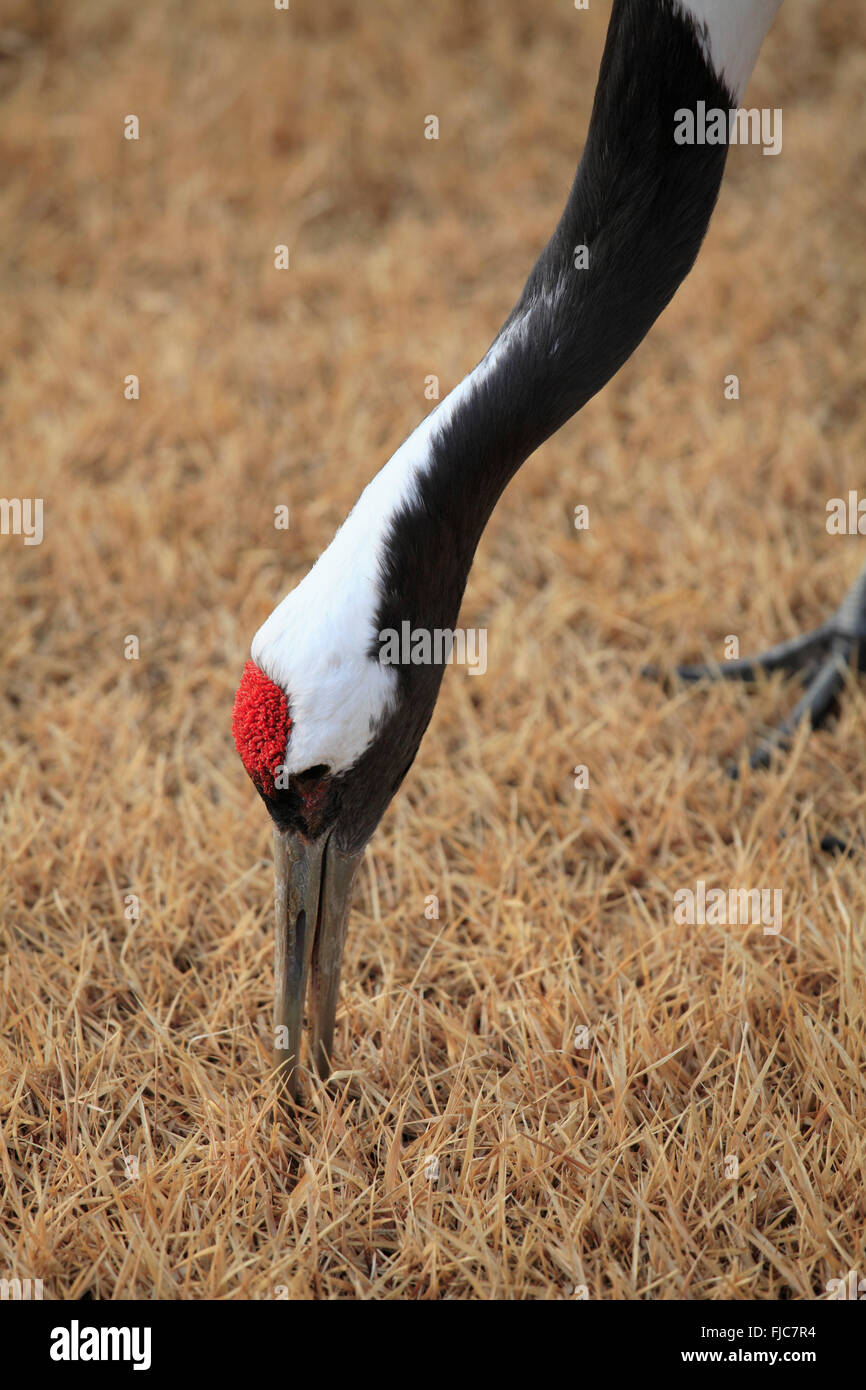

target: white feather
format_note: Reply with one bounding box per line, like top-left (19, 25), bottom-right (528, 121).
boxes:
top-left (253, 0), bottom-right (786, 777)
top-left (676, 0), bottom-right (782, 101)
top-left (252, 338), bottom-right (512, 776)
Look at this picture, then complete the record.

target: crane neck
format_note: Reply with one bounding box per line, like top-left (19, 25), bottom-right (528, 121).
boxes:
top-left (373, 0), bottom-right (779, 639)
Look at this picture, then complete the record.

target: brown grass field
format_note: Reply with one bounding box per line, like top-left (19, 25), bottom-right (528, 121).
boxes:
top-left (1, 0), bottom-right (865, 1301)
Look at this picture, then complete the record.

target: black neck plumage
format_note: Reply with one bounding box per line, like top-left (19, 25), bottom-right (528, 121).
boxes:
top-left (374, 0), bottom-right (733, 660)
top-left (266, 0), bottom-right (763, 856)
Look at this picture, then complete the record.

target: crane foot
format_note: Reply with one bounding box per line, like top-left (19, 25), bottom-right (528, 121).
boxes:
top-left (646, 562), bottom-right (866, 778)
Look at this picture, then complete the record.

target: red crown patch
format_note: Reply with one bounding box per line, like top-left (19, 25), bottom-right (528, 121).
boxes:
top-left (232, 661), bottom-right (291, 796)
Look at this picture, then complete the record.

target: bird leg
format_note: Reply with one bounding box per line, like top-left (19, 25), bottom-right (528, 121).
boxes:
top-left (655, 561), bottom-right (866, 771)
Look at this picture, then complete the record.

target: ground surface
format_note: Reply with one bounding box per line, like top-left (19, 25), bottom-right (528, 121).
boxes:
top-left (1, 0), bottom-right (865, 1299)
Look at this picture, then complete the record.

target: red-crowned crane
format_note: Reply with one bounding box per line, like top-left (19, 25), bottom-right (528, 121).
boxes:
top-left (232, 0), bottom-right (862, 1101)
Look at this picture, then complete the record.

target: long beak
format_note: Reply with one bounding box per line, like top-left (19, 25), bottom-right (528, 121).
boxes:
top-left (272, 827), bottom-right (363, 1102)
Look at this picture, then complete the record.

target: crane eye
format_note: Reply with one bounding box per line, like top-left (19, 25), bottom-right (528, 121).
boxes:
top-left (294, 764), bottom-right (330, 784)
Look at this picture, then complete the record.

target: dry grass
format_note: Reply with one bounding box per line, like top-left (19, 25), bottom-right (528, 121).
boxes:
top-left (1, 0), bottom-right (866, 1300)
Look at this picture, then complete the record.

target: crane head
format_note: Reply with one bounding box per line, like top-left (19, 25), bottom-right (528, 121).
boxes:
top-left (231, 646), bottom-right (435, 1104)
top-left (232, 657), bottom-right (359, 1104)
top-left (231, 346), bottom-right (468, 1105)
